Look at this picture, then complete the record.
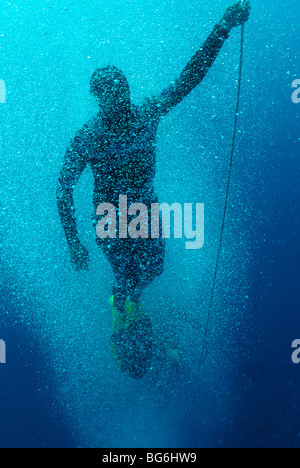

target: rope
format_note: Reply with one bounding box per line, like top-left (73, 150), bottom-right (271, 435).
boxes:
top-left (197, 23), bottom-right (246, 371)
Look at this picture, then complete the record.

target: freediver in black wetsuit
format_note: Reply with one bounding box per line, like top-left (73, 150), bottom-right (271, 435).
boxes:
top-left (57, 1), bottom-right (251, 378)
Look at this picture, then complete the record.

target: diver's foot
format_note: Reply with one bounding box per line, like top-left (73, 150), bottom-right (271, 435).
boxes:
top-left (109, 296), bottom-right (126, 333)
top-left (112, 294), bottom-right (126, 315)
top-left (109, 296), bottom-right (145, 333)
top-left (124, 297), bottom-right (144, 321)
top-left (109, 296), bottom-right (154, 379)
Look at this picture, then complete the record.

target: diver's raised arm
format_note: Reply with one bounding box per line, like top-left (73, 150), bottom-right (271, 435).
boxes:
top-left (56, 137), bottom-right (89, 271)
top-left (145, 1), bottom-right (250, 119)
top-left (179, 1), bottom-right (251, 98)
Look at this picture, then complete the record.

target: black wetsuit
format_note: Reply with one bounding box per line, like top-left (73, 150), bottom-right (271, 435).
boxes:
top-left (57, 24), bottom-right (230, 303)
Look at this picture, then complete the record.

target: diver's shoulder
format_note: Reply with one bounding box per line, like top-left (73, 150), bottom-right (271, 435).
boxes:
top-left (131, 102), bottom-right (154, 129)
top-left (133, 98), bottom-right (160, 123)
top-left (132, 102), bottom-right (148, 118)
top-left (68, 116), bottom-right (102, 157)
top-left (76, 115), bottom-right (103, 140)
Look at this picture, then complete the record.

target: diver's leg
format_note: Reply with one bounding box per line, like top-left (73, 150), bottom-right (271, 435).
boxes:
top-left (98, 237), bottom-right (140, 313)
top-left (97, 235), bottom-right (165, 311)
top-left (112, 261), bottom-right (139, 314)
top-left (130, 237), bottom-right (166, 302)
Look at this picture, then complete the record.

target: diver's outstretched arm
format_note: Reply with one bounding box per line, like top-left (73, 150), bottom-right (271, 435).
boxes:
top-left (56, 137), bottom-right (89, 271)
top-left (145, 1), bottom-right (251, 119)
top-left (178, 23), bottom-right (230, 99)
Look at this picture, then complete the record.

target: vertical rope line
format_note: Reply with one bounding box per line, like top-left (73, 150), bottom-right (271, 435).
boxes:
top-left (197, 23), bottom-right (245, 372)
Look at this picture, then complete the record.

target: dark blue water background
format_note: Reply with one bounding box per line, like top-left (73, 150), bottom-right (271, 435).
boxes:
top-left (0, 0), bottom-right (299, 448)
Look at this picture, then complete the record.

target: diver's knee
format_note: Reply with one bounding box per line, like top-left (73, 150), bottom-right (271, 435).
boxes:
top-left (112, 285), bottom-right (126, 314)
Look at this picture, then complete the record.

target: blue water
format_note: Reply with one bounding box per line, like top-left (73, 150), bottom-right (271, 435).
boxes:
top-left (0, 0), bottom-right (299, 448)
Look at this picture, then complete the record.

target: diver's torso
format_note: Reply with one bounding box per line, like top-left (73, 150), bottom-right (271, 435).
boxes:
top-left (80, 105), bottom-right (159, 208)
